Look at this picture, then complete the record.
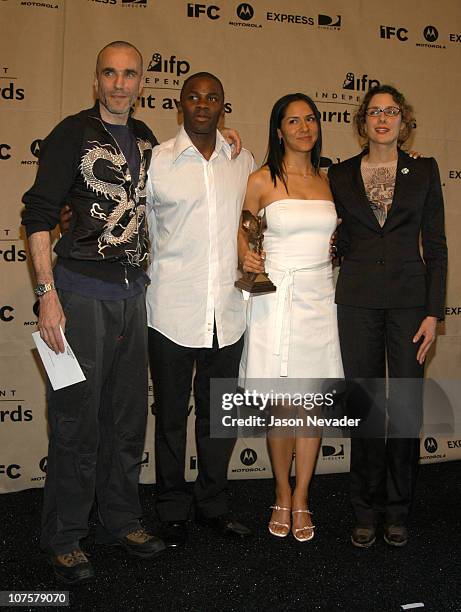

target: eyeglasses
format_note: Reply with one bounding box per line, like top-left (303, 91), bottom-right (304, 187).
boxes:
top-left (365, 106), bottom-right (401, 117)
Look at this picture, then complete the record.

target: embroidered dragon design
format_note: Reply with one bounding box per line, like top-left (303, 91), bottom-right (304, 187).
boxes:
top-left (80, 139), bottom-right (151, 263)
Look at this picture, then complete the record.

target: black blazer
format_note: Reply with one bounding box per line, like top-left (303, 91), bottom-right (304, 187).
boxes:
top-left (329, 149), bottom-right (447, 318)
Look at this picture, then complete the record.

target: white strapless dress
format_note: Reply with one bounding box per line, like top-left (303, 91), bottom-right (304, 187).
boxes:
top-left (239, 199), bottom-right (344, 383)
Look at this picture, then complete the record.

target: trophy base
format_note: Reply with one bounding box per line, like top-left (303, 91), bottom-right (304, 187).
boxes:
top-left (235, 273), bottom-right (276, 295)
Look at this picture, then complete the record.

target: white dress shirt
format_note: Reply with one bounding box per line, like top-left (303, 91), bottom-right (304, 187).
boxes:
top-left (146, 126), bottom-right (256, 348)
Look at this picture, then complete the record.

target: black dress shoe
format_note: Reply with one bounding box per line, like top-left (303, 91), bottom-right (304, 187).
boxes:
top-left (197, 513), bottom-right (253, 538)
top-left (161, 521), bottom-right (188, 548)
top-left (384, 524), bottom-right (408, 547)
top-left (351, 525), bottom-right (376, 548)
top-left (49, 549), bottom-right (94, 585)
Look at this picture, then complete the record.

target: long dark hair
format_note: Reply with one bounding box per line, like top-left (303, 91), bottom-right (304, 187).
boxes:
top-left (264, 93), bottom-right (322, 192)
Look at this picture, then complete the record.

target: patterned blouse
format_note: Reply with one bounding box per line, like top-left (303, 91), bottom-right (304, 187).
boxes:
top-left (361, 158), bottom-right (397, 226)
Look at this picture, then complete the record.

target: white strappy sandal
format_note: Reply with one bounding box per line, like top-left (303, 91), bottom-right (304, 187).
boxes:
top-left (291, 509), bottom-right (315, 542)
top-left (268, 505), bottom-right (291, 538)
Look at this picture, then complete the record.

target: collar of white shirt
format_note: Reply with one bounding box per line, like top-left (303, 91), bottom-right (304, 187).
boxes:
top-left (172, 125), bottom-right (232, 163)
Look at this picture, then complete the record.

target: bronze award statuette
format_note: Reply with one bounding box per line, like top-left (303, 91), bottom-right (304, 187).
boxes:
top-left (235, 209), bottom-right (276, 295)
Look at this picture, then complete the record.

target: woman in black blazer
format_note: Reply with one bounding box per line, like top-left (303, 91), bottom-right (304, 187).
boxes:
top-left (328, 85), bottom-right (447, 548)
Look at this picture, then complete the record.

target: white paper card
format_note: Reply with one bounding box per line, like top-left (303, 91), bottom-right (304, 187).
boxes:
top-left (32, 328), bottom-right (86, 390)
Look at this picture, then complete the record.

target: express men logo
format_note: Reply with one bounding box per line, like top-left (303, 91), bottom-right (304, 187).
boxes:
top-left (448, 169), bottom-right (461, 179)
top-left (318, 14), bottom-right (341, 30)
top-left (445, 306), bottom-right (461, 316)
top-left (0, 144), bottom-right (11, 160)
top-left (187, 3), bottom-right (220, 19)
top-left (122, 0), bottom-right (147, 5)
top-left (147, 53), bottom-right (190, 77)
top-left (266, 11), bottom-right (314, 26)
top-left (343, 72), bottom-right (380, 91)
top-left (449, 33), bottom-right (461, 43)
top-left (380, 25), bottom-right (408, 41)
top-left (424, 437), bottom-right (438, 453)
top-left (240, 448), bottom-right (257, 466)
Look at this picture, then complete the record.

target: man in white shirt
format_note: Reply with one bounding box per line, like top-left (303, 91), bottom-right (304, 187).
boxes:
top-left (146, 72), bottom-right (256, 546)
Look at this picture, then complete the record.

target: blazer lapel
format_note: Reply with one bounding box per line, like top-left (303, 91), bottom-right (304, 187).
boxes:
top-left (383, 148), bottom-right (412, 228)
top-left (347, 150), bottom-right (382, 232)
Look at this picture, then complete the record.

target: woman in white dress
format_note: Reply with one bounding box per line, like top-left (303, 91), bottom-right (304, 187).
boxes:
top-left (238, 94), bottom-right (343, 541)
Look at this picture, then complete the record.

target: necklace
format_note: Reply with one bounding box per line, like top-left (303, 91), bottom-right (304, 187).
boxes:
top-left (285, 164), bottom-right (314, 180)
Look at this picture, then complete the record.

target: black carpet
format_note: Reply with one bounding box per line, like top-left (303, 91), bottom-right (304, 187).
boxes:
top-left (1, 461), bottom-right (460, 612)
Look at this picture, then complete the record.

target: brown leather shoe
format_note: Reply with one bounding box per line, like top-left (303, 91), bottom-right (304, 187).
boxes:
top-left (117, 528), bottom-right (166, 558)
top-left (351, 526), bottom-right (376, 548)
top-left (384, 524), bottom-right (408, 547)
top-left (49, 549), bottom-right (94, 585)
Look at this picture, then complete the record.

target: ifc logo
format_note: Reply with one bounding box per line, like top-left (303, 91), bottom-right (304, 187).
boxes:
top-left (424, 437), bottom-right (438, 454)
top-left (240, 448), bottom-right (257, 466)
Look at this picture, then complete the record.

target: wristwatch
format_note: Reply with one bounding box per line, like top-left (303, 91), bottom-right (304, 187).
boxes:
top-left (34, 281), bottom-right (55, 297)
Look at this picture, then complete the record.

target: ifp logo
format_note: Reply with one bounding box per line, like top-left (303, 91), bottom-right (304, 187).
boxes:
top-left (240, 448), bottom-right (257, 466)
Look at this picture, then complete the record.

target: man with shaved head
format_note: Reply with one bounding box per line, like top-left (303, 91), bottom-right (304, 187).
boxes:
top-left (22, 41), bottom-right (165, 585)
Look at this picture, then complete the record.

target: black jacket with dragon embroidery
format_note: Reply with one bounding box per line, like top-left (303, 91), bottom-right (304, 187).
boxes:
top-left (22, 102), bottom-right (157, 283)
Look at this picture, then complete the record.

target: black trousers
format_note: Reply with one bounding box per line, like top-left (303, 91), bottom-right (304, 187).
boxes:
top-left (337, 305), bottom-right (425, 527)
top-left (41, 290), bottom-right (148, 555)
top-left (148, 327), bottom-right (244, 521)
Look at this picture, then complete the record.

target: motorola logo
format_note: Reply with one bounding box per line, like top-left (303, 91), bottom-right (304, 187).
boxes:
top-left (39, 457), bottom-right (47, 473)
top-left (240, 448), bottom-right (257, 466)
top-left (424, 25), bottom-right (438, 42)
top-left (237, 3), bottom-right (253, 20)
top-left (424, 437), bottom-right (438, 454)
top-left (140, 451), bottom-right (149, 467)
top-left (30, 139), bottom-right (41, 158)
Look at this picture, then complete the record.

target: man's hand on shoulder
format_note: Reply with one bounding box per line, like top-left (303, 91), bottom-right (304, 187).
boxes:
top-left (220, 127), bottom-right (242, 158)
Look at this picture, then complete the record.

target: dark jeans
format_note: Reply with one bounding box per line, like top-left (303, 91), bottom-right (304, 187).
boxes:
top-left (337, 305), bottom-right (425, 526)
top-left (41, 290), bottom-right (148, 554)
top-left (148, 327), bottom-right (243, 521)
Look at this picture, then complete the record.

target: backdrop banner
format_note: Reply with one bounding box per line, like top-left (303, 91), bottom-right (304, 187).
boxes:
top-left (1, 0), bottom-right (460, 492)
